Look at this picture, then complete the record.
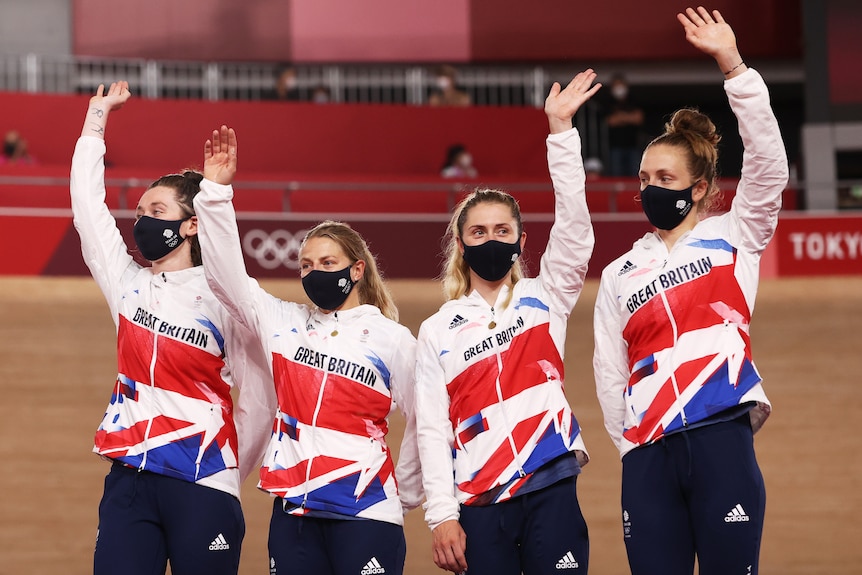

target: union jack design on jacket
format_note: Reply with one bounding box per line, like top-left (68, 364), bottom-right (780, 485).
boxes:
top-left (71, 137), bottom-right (273, 498)
top-left (415, 127), bottom-right (594, 530)
top-left (593, 70), bottom-right (789, 458)
top-left (194, 181), bottom-right (423, 526)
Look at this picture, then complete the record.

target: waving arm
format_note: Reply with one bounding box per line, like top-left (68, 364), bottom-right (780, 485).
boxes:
top-left (70, 81), bottom-right (137, 322)
top-left (539, 70), bottom-right (599, 316)
top-left (677, 7), bottom-right (747, 79)
top-left (80, 81), bottom-right (131, 140)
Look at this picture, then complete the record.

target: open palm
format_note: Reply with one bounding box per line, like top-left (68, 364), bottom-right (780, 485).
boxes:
top-left (677, 7), bottom-right (737, 57)
top-left (203, 125), bottom-right (237, 185)
top-left (545, 69), bottom-right (601, 134)
top-left (90, 81), bottom-right (131, 111)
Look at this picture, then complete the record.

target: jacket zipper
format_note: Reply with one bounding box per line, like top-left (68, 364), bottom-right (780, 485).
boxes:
top-left (656, 249), bottom-right (689, 428)
top-left (139, 330), bottom-right (159, 471)
top-left (300, 316), bottom-right (334, 509)
top-left (489, 304), bottom-right (527, 477)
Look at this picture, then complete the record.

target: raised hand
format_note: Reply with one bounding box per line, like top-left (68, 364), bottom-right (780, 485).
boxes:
top-left (545, 69), bottom-right (601, 134)
top-left (677, 7), bottom-right (746, 78)
top-left (204, 125), bottom-right (238, 186)
top-left (90, 81), bottom-right (131, 112)
top-left (81, 81), bottom-right (131, 139)
top-left (677, 7), bottom-right (737, 56)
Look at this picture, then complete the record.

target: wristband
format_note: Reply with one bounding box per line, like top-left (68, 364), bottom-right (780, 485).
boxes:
top-left (724, 61), bottom-right (745, 76)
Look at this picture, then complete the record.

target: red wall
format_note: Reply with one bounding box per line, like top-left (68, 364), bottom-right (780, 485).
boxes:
top-left (0, 91), bottom-right (549, 178)
top-left (470, 0), bottom-right (801, 62)
top-left (290, 0), bottom-right (471, 62)
top-left (74, 1), bottom-right (295, 62)
top-left (828, 1), bottom-right (862, 105)
top-left (73, 0), bottom-right (801, 63)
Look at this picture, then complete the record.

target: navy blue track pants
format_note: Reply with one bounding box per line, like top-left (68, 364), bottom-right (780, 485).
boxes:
top-left (458, 475), bottom-right (589, 575)
top-left (94, 462), bottom-right (245, 575)
top-left (621, 414), bottom-right (766, 575)
top-left (268, 498), bottom-right (406, 575)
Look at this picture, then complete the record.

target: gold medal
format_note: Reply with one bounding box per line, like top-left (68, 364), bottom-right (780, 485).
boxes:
top-left (488, 321), bottom-right (496, 329)
top-left (331, 330), bottom-right (339, 337)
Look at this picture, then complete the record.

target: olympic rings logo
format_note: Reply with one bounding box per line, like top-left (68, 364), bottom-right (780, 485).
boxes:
top-left (242, 228), bottom-right (308, 270)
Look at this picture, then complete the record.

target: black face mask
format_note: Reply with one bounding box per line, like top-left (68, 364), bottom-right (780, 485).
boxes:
top-left (301, 265), bottom-right (356, 310)
top-left (640, 183), bottom-right (696, 230)
top-left (462, 239), bottom-right (521, 282)
top-left (133, 215), bottom-right (188, 262)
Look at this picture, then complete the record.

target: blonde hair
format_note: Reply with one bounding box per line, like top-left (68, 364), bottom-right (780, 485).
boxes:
top-left (302, 221), bottom-right (399, 321)
top-left (442, 189), bottom-right (524, 302)
top-left (646, 108), bottom-right (724, 214)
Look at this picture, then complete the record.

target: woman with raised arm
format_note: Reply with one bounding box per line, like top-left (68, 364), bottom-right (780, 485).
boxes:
top-left (193, 126), bottom-right (422, 575)
top-left (593, 7), bottom-right (789, 575)
top-left (414, 70), bottom-right (599, 575)
top-left (71, 82), bottom-right (272, 575)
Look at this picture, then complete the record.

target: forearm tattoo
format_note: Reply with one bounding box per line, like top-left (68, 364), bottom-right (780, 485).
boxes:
top-left (87, 106), bottom-right (106, 135)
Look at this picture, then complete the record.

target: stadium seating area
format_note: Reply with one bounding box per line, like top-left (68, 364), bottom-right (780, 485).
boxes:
top-left (0, 91), bottom-right (798, 216)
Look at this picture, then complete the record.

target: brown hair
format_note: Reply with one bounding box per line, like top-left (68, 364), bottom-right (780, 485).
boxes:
top-left (147, 171), bottom-right (203, 266)
top-left (302, 221), bottom-right (399, 321)
top-left (646, 108), bottom-right (724, 214)
top-left (442, 189), bottom-right (524, 302)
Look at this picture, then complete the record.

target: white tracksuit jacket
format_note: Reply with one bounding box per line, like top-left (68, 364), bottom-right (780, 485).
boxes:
top-left (194, 181), bottom-right (423, 526)
top-left (71, 136), bottom-right (273, 499)
top-left (593, 69), bottom-right (789, 459)
top-left (415, 127), bottom-right (595, 530)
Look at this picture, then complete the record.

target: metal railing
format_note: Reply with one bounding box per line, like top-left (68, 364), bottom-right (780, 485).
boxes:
top-left (0, 52), bottom-right (805, 106)
top-left (0, 174), bottom-right (539, 207)
top-left (1, 53), bottom-right (556, 106)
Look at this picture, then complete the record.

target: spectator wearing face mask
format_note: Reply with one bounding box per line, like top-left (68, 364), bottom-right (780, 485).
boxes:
top-left (273, 66), bottom-right (301, 101)
top-left (604, 73), bottom-right (645, 177)
top-left (583, 157), bottom-right (604, 181)
top-left (428, 65), bottom-right (471, 107)
top-left (311, 84), bottom-right (331, 104)
top-left (2, 130), bottom-right (37, 165)
top-left (441, 144), bottom-right (478, 179)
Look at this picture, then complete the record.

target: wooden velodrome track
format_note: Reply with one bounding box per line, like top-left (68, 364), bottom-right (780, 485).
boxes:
top-left (1, 275), bottom-right (860, 574)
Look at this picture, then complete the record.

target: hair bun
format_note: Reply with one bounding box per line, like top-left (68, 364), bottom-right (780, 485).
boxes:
top-left (182, 170), bottom-right (204, 184)
top-left (666, 108), bottom-right (721, 146)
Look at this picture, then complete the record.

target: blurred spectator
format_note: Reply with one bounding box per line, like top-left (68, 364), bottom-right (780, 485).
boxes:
top-left (604, 74), bottom-right (644, 177)
top-left (441, 144), bottom-right (478, 179)
top-left (1, 130), bottom-right (36, 165)
top-left (273, 66), bottom-right (301, 101)
top-left (584, 157), bottom-right (604, 181)
top-left (428, 65), bottom-right (471, 107)
top-left (311, 85), bottom-right (331, 104)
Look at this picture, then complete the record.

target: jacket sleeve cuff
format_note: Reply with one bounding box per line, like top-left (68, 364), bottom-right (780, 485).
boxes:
top-left (423, 497), bottom-right (460, 531)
